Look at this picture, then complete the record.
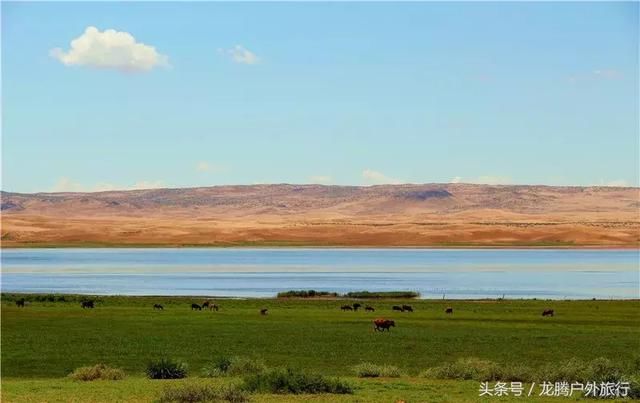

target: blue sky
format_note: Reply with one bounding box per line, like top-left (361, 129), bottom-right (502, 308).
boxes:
top-left (2, 2), bottom-right (638, 193)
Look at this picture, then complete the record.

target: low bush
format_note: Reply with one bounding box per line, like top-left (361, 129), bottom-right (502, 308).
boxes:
top-left (276, 290), bottom-right (338, 298)
top-left (68, 363), bottom-right (125, 381)
top-left (242, 368), bottom-right (353, 394)
top-left (158, 383), bottom-right (249, 403)
top-left (202, 356), bottom-right (266, 377)
top-left (352, 362), bottom-right (402, 378)
top-left (344, 291), bottom-right (420, 299)
top-left (147, 358), bottom-right (188, 379)
top-left (626, 374), bottom-right (640, 399)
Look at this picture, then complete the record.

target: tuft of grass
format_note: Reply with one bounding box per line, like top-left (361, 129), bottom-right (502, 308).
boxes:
top-left (352, 362), bottom-right (402, 378)
top-left (68, 363), bottom-right (125, 381)
top-left (158, 383), bottom-right (249, 403)
top-left (202, 357), bottom-right (266, 377)
top-left (242, 368), bottom-right (353, 394)
top-left (147, 358), bottom-right (188, 380)
top-left (420, 358), bottom-right (502, 381)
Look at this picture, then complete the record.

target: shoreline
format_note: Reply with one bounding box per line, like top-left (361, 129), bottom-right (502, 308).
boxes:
top-left (3, 292), bottom-right (639, 302)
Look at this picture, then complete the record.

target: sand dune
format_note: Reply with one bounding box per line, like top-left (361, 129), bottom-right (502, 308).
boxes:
top-left (1, 184), bottom-right (638, 247)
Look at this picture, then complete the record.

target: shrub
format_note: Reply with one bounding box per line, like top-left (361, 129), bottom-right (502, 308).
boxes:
top-left (68, 363), bottom-right (125, 381)
top-left (420, 358), bottom-right (502, 381)
top-left (202, 356), bottom-right (266, 377)
top-left (276, 290), bottom-right (338, 298)
top-left (626, 374), bottom-right (640, 399)
top-left (535, 358), bottom-right (587, 383)
top-left (242, 368), bottom-right (353, 394)
top-left (147, 358), bottom-right (188, 379)
top-left (584, 357), bottom-right (623, 383)
top-left (352, 362), bottom-right (402, 378)
top-left (158, 383), bottom-right (249, 403)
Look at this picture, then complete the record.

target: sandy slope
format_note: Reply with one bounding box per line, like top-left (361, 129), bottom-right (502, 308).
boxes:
top-left (1, 184), bottom-right (638, 247)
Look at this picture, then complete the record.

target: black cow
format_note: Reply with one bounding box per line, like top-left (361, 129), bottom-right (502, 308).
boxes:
top-left (542, 309), bottom-right (554, 317)
top-left (365, 306), bottom-right (375, 312)
top-left (260, 308), bottom-right (268, 315)
top-left (352, 303), bottom-right (362, 311)
top-left (445, 307), bottom-right (453, 314)
top-left (15, 298), bottom-right (25, 308)
top-left (402, 304), bottom-right (413, 312)
top-left (153, 304), bottom-right (164, 310)
top-left (81, 300), bottom-right (94, 309)
top-left (191, 303), bottom-right (202, 311)
top-left (392, 305), bottom-right (404, 312)
top-left (341, 305), bottom-right (353, 311)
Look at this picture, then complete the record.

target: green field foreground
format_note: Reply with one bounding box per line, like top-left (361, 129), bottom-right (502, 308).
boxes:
top-left (2, 295), bottom-right (639, 402)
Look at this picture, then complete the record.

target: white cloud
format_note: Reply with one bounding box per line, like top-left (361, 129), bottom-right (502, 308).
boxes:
top-left (130, 180), bottom-right (165, 190)
top-left (219, 45), bottom-right (260, 65)
top-left (448, 176), bottom-right (512, 185)
top-left (591, 179), bottom-right (631, 187)
top-left (50, 26), bottom-right (168, 72)
top-left (51, 177), bottom-right (165, 192)
top-left (195, 161), bottom-right (227, 174)
top-left (196, 161), bottom-right (212, 172)
top-left (362, 169), bottom-right (402, 185)
top-left (474, 175), bottom-right (512, 185)
top-left (568, 68), bottom-right (623, 84)
top-left (309, 175), bottom-right (333, 185)
top-left (52, 177), bottom-right (86, 192)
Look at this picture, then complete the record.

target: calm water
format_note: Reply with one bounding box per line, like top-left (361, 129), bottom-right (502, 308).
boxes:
top-left (1, 248), bottom-right (638, 299)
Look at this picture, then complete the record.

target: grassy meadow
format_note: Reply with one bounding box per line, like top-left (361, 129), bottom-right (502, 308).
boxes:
top-left (2, 294), bottom-right (639, 402)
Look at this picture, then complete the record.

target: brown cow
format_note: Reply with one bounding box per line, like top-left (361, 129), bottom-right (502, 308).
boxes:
top-left (209, 304), bottom-right (219, 311)
top-left (445, 307), bottom-right (453, 314)
top-left (202, 301), bottom-right (210, 309)
top-left (542, 309), bottom-right (554, 317)
top-left (341, 305), bottom-right (353, 311)
top-left (260, 308), bottom-right (268, 315)
top-left (365, 306), bottom-right (375, 312)
top-left (373, 318), bottom-right (396, 332)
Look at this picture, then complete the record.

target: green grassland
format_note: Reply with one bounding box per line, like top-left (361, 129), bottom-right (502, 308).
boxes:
top-left (2, 295), bottom-right (639, 402)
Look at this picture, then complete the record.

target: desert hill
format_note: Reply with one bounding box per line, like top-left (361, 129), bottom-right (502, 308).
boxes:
top-left (1, 184), bottom-right (638, 247)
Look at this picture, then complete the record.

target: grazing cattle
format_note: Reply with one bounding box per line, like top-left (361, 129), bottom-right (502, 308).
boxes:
top-left (341, 305), bottom-right (353, 311)
top-left (191, 303), bottom-right (202, 311)
top-left (153, 304), bottom-right (164, 310)
top-left (402, 305), bottom-right (413, 312)
top-left (365, 306), bottom-right (375, 312)
top-left (210, 304), bottom-right (219, 311)
top-left (15, 298), bottom-right (25, 308)
top-left (81, 300), bottom-right (95, 309)
top-left (373, 318), bottom-right (396, 332)
top-left (202, 301), bottom-right (210, 309)
top-left (352, 303), bottom-right (362, 311)
top-left (445, 307), bottom-right (453, 314)
top-left (392, 305), bottom-right (404, 312)
top-left (542, 309), bottom-right (554, 317)
top-left (260, 308), bottom-right (268, 315)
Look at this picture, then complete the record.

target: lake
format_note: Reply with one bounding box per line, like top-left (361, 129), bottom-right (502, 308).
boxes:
top-left (1, 248), bottom-right (638, 299)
